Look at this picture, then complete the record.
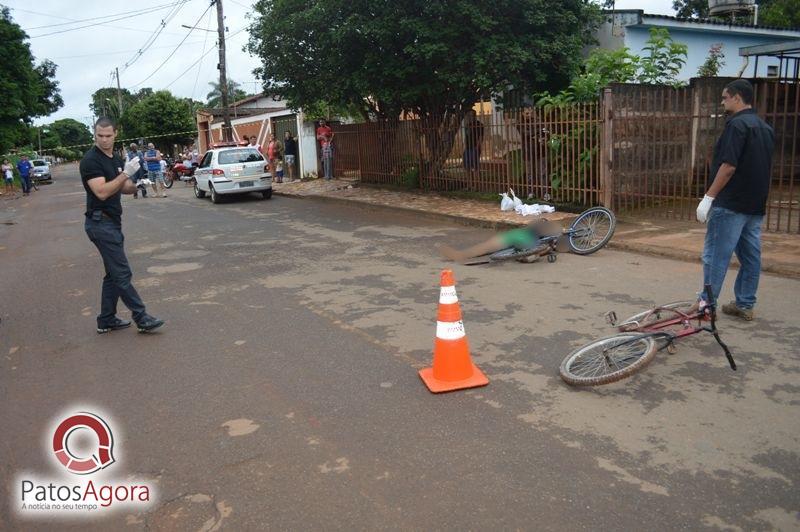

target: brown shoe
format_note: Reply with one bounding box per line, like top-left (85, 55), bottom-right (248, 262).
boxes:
top-left (722, 301), bottom-right (753, 321)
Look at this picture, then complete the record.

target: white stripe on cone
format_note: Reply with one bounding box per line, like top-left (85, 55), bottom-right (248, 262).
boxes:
top-left (439, 286), bottom-right (458, 305)
top-left (436, 320), bottom-right (466, 340)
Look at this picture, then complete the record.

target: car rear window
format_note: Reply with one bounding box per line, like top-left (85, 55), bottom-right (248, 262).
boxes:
top-left (32, 160), bottom-right (48, 166)
top-left (217, 149), bottom-right (264, 165)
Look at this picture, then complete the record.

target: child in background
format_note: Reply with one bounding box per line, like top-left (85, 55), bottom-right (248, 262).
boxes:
top-left (275, 159), bottom-right (284, 182)
top-left (2, 159), bottom-right (14, 196)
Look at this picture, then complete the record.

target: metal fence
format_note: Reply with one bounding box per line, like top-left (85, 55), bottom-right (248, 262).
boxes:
top-left (330, 77), bottom-right (799, 233)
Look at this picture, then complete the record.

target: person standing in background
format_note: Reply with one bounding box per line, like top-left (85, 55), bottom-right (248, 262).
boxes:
top-left (283, 131), bottom-right (298, 181)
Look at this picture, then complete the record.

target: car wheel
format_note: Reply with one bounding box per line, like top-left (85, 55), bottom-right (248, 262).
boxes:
top-left (194, 183), bottom-right (206, 198)
top-left (261, 189), bottom-right (272, 200)
top-left (210, 184), bottom-right (221, 204)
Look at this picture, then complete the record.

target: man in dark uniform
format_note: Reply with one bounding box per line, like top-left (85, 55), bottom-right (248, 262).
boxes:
top-left (80, 117), bottom-right (164, 333)
top-left (695, 80), bottom-right (775, 320)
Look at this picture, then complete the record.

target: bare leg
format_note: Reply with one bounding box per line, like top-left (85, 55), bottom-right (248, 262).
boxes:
top-left (439, 235), bottom-right (506, 262)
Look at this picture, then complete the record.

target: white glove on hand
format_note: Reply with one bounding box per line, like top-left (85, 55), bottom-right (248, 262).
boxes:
top-left (123, 158), bottom-right (141, 177)
top-left (696, 194), bottom-right (714, 223)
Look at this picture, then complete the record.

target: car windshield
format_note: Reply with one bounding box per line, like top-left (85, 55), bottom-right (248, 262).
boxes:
top-left (218, 149), bottom-right (263, 165)
top-left (32, 160), bottom-right (47, 167)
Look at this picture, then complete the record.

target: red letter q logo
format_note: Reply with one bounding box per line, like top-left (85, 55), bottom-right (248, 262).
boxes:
top-left (52, 412), bottom-right (115, 475)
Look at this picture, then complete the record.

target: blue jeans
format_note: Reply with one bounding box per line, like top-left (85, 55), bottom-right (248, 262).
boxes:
top-left (85, 217), bottom-right (147, 325)
top-left (701, 206), bottom-right (763, 309)
top-left (20, 174), bottom-right (31, 193)
top-left (322, 156), bottom-right (333, 179)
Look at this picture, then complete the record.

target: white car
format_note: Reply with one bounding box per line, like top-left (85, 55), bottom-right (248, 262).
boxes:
top-left (193, 144), bottom-right (272, 203)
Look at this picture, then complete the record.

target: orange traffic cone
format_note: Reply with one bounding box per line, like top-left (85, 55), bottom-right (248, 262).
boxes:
top-left (419, 270), bottom-right (489, 393)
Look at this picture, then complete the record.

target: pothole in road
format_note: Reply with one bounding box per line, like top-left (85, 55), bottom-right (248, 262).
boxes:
top-left (222, 418), bottom-right (260, 436)
top-left (147, 493), bottom-right (232, 531)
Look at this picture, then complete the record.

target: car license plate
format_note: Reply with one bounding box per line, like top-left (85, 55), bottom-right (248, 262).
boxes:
top-left (239, 181), bottom-right (253, 188)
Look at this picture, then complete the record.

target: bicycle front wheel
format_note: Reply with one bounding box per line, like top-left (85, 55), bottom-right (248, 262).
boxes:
top-left (568, 207), bottom-right (616, 255)
top-left (617, 301), bottom-right (697, 332)
top-left (560, 334), bottom-right (656, 386)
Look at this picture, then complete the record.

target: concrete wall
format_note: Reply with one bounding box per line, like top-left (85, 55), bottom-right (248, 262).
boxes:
top-left (624, 25), bottom-right (795, 79)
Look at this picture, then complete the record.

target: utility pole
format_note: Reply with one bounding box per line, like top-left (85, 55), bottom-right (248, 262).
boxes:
top-left (216, 0), bottom-right (232, 141)
top-left (115, 67), bottom-right (124, 116)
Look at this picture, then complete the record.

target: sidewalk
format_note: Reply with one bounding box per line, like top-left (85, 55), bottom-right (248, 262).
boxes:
top-left (272, 178), bottom-right (800, 279)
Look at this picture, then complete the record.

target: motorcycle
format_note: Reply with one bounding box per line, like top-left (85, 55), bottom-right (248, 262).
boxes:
top-left (164, 156), bottom-right (196, 187)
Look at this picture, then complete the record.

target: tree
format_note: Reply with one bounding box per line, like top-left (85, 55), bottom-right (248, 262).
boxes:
top-left (119, 90), bottom-right (196, 151)
top-left (672, 0), bottom-right (709, 18)
top-left (759, 0), bottom-right (800, 27)
top-left (697, 43), bottom-right (725, 77)
top-left (47, 118), bottom-right (93, 149)
top-left (247, 0), bottom-right (600, 175)
top-left (205, 80), bottom-right (248, 108)
top-left (0, 7), bottom-right (63, 155)
top-left (90, 87), bottom-right (156, 122)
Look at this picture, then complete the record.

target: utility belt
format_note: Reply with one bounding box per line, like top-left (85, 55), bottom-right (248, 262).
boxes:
top-left (86, 209), bottom-right (117, 223)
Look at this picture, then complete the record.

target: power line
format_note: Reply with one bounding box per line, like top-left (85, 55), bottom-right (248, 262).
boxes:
top-left (190, 10), bottom-right (215, 99)
top-left (18, 2), bottom-right (180, 30)
top-left (24, 4), bottom-right (182, 38)
top-left (49, 41), bottom-right (207, 60)
top-left (164, 25), bottom-right (247, 90)
top-left (129, 1), bottom-right (217, 89)
top-left (121, 0), bottom-right (192, 72)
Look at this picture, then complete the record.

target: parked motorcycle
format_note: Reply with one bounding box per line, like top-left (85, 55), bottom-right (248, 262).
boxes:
top-left (164, 156), bottom-right (196, 186)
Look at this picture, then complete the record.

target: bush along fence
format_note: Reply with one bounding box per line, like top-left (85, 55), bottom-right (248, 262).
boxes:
top-left (330, 77), bottom-right (799, 233)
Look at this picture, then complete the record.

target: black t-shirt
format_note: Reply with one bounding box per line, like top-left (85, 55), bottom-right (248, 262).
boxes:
top-left (284, 137), bottom-right (297, 156)
top-left (80, 145), bottom-right (124, 224)
top-left (711, 108), bottom-right (775, 215)
top-left (465, 120), bottom-right (484, 151)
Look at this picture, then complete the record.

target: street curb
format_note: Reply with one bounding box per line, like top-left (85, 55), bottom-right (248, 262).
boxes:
top-left (273, 190), bottom-right (525, 231)
top-left (274, 190), bottom-right (800, 279)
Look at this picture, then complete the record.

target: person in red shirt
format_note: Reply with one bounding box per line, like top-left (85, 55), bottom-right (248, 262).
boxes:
top-left (316, 119), bottom-right (334, 179)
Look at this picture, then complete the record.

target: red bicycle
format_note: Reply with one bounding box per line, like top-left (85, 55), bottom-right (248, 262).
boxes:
top-left (559, 284), bottom-right (736, 386)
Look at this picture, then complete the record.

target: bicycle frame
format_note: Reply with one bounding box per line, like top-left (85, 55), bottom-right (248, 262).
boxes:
top-left (610, 284), bottom-right (736, 371)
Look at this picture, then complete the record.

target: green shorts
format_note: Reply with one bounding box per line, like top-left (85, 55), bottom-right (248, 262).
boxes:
top-left (500, 227), bottom-right (539, 250)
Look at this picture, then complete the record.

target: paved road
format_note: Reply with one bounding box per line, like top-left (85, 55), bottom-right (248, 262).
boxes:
top-left (2, 165), bottom-right (799, 530)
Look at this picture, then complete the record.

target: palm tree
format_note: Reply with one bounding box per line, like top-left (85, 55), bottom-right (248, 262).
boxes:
top-left (205, 80), bottom-right (249, 108)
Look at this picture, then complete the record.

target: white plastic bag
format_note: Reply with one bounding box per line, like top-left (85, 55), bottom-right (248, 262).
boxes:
top-left (509, 188), bottom-right (523, 209)
top-left (514, 203), bottom-right (556, 216)
top-left (500, 192), bottom-right (514, 211)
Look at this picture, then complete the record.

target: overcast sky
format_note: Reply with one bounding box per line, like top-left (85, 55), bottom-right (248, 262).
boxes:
top-left (6, 0), bottom-right (676, 127)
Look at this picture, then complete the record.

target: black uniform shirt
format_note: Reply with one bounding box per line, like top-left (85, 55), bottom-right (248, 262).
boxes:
top-left (80, 145), bottom-right (125, 224)
top-left (711, 108), bottom-right (775, 216)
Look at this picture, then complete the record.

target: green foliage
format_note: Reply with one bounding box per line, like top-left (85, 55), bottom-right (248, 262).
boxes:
top-left (537, 28), bottom-right (688, 107)
top-left (672, 0), bottom-right (709, 18)
top-left (44, 119), bottom-right (93, 150)
top-left (119, 91), bottom-right (197, 151)
top-left (759, 0), bottom-right (800, 28)
top-left (90, 88), bottom-right (139, 122)
top-left (636, 28), bottom-right (688, 86)
top-left (697, 43), bottom-right (725, 77)
top-left (247, 0), bottom-right (600, 119)
top-left (205, 80), bottom-right (248, 109)
top-left (0, 7), bottom-right (63, 155)
top-left (400, 165), bottom-right (420, 188)
top-left (536, 48), bottom-right (640, 106)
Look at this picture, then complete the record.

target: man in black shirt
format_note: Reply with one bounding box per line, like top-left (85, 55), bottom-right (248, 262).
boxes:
top-left (80, 117), bottom-right (164, 333)
top-left (695, 80), bottom-right (775, 320)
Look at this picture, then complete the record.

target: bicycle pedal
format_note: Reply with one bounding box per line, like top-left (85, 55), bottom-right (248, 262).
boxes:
top-left (605, 311), bottom-right (617, 326)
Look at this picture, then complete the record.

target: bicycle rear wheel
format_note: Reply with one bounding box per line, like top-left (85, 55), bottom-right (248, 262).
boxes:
top-left (30, 178), bottom-right (39, 191)
top-left (568, 207), bottom-right (616, 255)
top-left (560, 333), bottom-right (657, 386)
top-left (617, 301), bottom-right (696, 332)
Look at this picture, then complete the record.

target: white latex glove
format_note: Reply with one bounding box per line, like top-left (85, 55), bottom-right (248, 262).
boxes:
top-left (696, 194), bottom-right (714, 223)
top-left (123, 158), bottom-right (140, 177)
